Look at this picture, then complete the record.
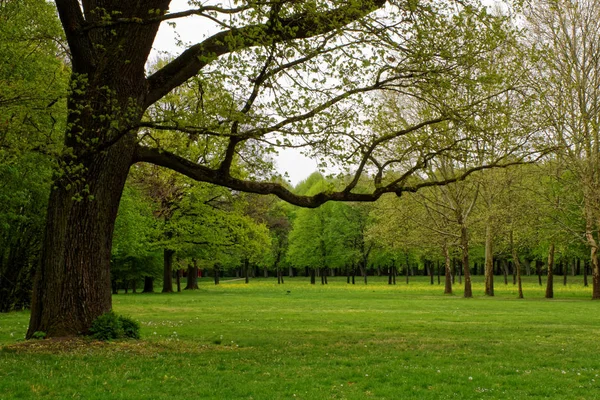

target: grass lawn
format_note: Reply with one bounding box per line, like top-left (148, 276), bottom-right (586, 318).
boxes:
top-left (1, 275), bottom-right (600, 399)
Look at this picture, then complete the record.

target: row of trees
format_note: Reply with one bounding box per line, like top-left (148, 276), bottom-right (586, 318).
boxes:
top-left (2, 0), bottom-right (600, 337)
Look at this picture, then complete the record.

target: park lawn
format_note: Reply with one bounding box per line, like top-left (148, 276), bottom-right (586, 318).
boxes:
top-left (1, 275), bottom-right (599, 399)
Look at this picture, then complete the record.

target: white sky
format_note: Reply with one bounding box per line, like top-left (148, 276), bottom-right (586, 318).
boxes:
top-left (150, 1), bottom-right (319, 186)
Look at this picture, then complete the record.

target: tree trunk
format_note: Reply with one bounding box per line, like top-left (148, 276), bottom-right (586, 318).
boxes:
top-left (536, 260), bottom-right (542, 285)
top-left (176, 269), bottom-right (181, 292)
top-left (563, 261), bottom-right (567, 286)
top-left (185, 259), bottom-right (199, 290)
top-left (310, 268), bottom-right (315, 285)
top-left (510, 230), bottom-right (523, 299)
top-left (545, 243), bottom-right (555, 299)
top-left (437, 260), bottom-right (441, 285)
top-left (162, 249), bottom-right (175, 293)
top-left (26, 2), bottom-right (169, 337)
top-left (484, 224), bottom-right (494, 296)
top-left (352, 264), bottom-right (356, 284)
top-left (429, 261), bottom-right (434, 285)
top-left (143, 276), bottom-right (154, 293)
top-left (324, 268), bottom-right (328, 284)
top-left (584, 260), bottom-right (589, 287)
top-left (214, 266), bottom-right (220, 285)
top-left (443, 243), bottom-right (452, 295)
top-left (502, 260), bottom-right (508, 285)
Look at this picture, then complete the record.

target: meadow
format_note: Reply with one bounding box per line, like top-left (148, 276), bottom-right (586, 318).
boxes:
top-left (1, 275), bottom-right (599, 399)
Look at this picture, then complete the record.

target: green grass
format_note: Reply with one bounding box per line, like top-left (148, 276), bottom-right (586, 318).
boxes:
top-left (1, 275), bottom-right (600, 399)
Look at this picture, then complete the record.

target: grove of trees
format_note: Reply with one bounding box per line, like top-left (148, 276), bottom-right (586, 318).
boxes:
top-left (1, 0), bottom-right (600, 339)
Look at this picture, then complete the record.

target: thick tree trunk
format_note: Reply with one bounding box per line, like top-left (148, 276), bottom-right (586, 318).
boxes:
top-left (185, 259), bottom-right (199, 290)
top-left (162, 249), bottom-right (175, 293)
top-left (545, 243), bottom-right (555, 299)
top-left (143, 276), bottom-right (154, 293)
top-left (484, 224), bottom-right (494, 296)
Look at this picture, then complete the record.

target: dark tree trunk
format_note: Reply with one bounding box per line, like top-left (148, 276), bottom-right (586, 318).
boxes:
top-left (131, 279), bottom-right (137, 294)
top-left (484, 224), bottom-right (494, 296)
top-left (244, 258), bottom-right (250, 284)
top-left (27, 1), bottom-right (168, 338)
top-left (563, 261), bottom-right (567, 286)
top-left (352, 265), bottom-right (356, 284)
top-left (111, 280), bottom-right (118, 295)
top-left (429, 261), bottom-right (434, 285)
top-left (536, 260), bottom-right (543, 286)
top-left (443, 243), bottom-right (452, 295)
top-left (406, 265), bottom-right (409, 284)
top-left (512, 261), bottom-right (516, 285)
top-left (310, 268), bottom-right (315, 285)
top-left (584, 260), bottom-right (589, 287)
top-left (324, 268), bottom-right (328, 284)
top-left (388, 266), bottom-right (392, 285)
top-left (184, 259), bottom-right (199, 290)
top-left (437, 260), bottom-right (441, 285)
top-left (502, 260), bottom-right (508, 285)
top-left (143, 276), bottom-right (154, 293)
top-left (576, 258), bottom-right (581, 275)
top-left (509, 231), bottom-right (523, 299)
top-left (176, 269), bottom-right (181, 292)
top-left (545, 243), bottom-right (555, 299)
top-left (214, 266), bottom-right (220, 285)
top-left (162, 249), bottom-right (175, 293)
top-left (348, 267), bottom-right (351, 284)
top-left (320, 268), bottom-right (325, 285)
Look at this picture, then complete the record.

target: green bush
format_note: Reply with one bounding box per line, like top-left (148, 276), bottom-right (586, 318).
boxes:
top-left (119, 315), bottom-right (141, 339)
top-left (89, 312), bottom-right (141, 341)
top-left (89, 311), bottom-right (123, 341)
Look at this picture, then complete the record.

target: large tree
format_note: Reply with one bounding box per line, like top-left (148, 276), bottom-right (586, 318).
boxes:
top-left (28, 0), bottom-right (533, 337)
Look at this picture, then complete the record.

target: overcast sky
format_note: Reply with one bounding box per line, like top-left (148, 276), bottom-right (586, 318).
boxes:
top-left (150, 1), bottom-right (319, 186)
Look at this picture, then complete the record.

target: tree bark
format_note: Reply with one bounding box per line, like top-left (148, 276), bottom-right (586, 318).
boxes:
top-left (443, 243), bottom-right (452, 295)
top-left (162, 249), bottom-right (175, 293)
top-left (184, 259), bottom-right (199, 290)
top-left (176, 269), bottom-right (181, 292)
top-left (143, 276), bottom-right (154, 293)
top-left (509, 230), bottom-right (523, 299)
top-left (545, 243), bottom-right (555, 299)
top-left (484, 224), bottom-right (494, 296)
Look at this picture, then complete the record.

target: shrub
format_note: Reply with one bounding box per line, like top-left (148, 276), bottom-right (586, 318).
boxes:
top-left (89, 311), bottom-right (123, 341)
top-left (119, 315), bottom-right (140, 339)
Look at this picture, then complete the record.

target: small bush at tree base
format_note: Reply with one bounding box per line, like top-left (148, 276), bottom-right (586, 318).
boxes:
top-left (89, 312), bottom-right (140, 341)
top-left (119, 315), bottom-right (140, 339)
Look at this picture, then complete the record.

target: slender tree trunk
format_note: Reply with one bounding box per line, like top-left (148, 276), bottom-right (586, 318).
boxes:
top-left (324, 268), bottom-right (328, 284)
top-left (563, 261), bottom-right (567, 286)
top-left (484, 224), bottom-right (494, 296)
top-left (244, 258), bottom-right (250, 284)
top-left (162, 249), bottom-right (175, 293)
top-left (214, 266), bottom-right (220, 285)
top-left (429, 261), bottom-right (434, 285)
top-left (176, 269), bottom-right (181, 292)
top-left (536, 260), bottom-right (542, 285)
top-left (510, 230), bottom-right (523, 299)
top-left (392, 265), bottom-right (396, 285)
top-left (545, 243), bottom-right (555, 299)
top-left (310, 268), bottom-right (315, 285)
top-left (443, 243), bottom-right (452, 295)
top-left (502, 260), bottom-right (508, 285)
top-left (352, 264), bottom-right (356, 285)
top-left (437, 260), bottom-right (441, 285)
top-left (512, 261), bottom-right (516, 285)
top-left (584, 260), bottom-right (589, 287)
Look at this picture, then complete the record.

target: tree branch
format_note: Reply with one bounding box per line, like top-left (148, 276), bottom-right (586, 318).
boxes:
top-left (144, 0), bottom-right (386, 108)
